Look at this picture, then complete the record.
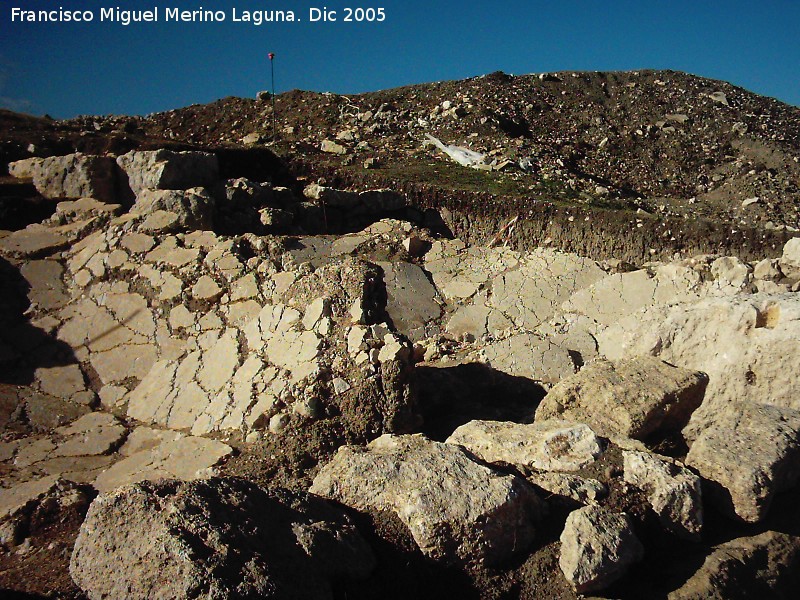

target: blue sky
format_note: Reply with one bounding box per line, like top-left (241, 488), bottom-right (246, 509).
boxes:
top-left (1, 0), bottom-right (798, 118)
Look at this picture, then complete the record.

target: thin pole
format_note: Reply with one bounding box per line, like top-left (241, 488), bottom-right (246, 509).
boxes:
top-left (269, 52), bottom-right (276, 139)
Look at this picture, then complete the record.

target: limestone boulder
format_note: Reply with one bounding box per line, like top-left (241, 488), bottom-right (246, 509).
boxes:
top-left (116, 149), bottom-right (219, 195)
top-left (8, 153), bottom-right (117, 202)
top-left (446, 419), bottom-right (603, 471)
top-left (779, 237), bottom-right (800, 278)
top-left (668, 531), bottom-right (800, 599)
top-left (131, 187), bottom-right (215, 231)
top-left (598, 293), bottom-right (800, 440)
top-left (70, 478), bottom-right (375, 600)
top-left (685, 402), bottom-right (800, 523)
top-left (0, 223), bottom-right (74, 258)
top-left (310, 434), bottom-right (542, 566)
top-left (535, 357), bottom-right (708, 440)
top-left (623, 450), bottom-right (703, 540)
top-left (559, 505), bottom-right (644, 594)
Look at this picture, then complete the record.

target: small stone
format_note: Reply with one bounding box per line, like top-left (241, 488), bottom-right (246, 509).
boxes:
top-left (245, 431), bottom-right (263, 444)
top-left (74, 269), bottom-right (92, 288)
top-left (332, 378), bottom-right (351, 395)
top-left (269, 413), bottom-right (290, 433)
top-left (709, 91), bottom-right (729, 106)
top-left (242, 132), bottom-right (263, 146)
top-left (711, 256), bottom-right (750, 288)
top-left (321, 140), bottom-right (347, 155)
top-left (302, 297), bottom-right (330, 331)
top-left (349, 299), bottom-right (366, 324)
top-left (120, 233), bottom-right (156, 254)
top-left (377, 335), bottom-right (411, 364)
top-left (753, 258), bottom-right (782, 281)
top-left (742, 197), bottom-right (761, 208)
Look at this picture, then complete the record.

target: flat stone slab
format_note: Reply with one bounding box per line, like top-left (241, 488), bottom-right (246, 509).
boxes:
top-left (0, 224), bottom-right (70, 257)
top-left (479, 333), bottom-right (577, 385)
top-left (377, 261), bottom-right (441, 341)
top-left (93, 432), bottom-right (232, 492)
top-left (0, 475), bottom-right (60, 521)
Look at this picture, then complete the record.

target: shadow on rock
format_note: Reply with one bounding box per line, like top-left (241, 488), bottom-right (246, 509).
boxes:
top-left (332, 507), bottom-right (481, 600)
top-left (0, 256), bottom-right (79, 385)
top-left (414, 363), bottom-right (546, 441)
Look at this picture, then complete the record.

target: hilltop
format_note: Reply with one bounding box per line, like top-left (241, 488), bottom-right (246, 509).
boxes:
top-left (3, 70), bottom-right (800, 235)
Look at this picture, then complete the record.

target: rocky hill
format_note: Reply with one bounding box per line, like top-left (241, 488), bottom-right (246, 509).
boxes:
top-left (1, 72), bottom-right (800, 598)
top-left (4, 70), bottom-right (800, 262)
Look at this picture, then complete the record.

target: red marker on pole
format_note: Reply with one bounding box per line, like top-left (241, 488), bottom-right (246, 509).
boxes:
top-left (269, 53), bottom-right (276, 140)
